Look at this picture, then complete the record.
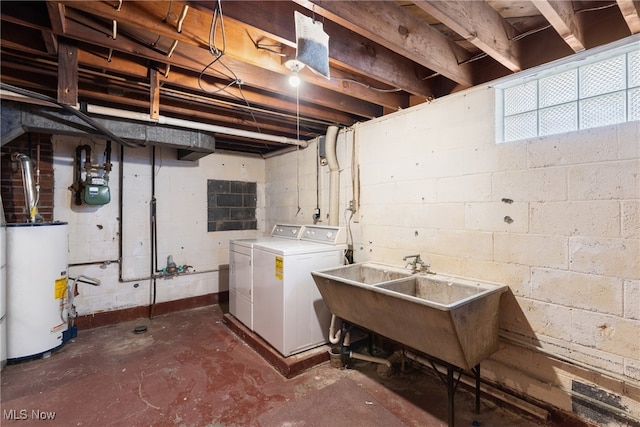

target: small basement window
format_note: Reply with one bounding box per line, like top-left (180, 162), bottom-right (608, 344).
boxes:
top-left (496, 39), bottom-right (639, 143)
top-left (207, 180), bottom-right (257, 231)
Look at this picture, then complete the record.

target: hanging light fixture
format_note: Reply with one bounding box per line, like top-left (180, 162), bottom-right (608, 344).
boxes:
top-left (284, 59), bottom-right (305, 87)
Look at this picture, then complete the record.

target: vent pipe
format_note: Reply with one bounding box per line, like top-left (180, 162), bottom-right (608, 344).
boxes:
top-left (325, 125), bottom-right (339, 226)
top-left (11, 152), bottom-right (40, 222)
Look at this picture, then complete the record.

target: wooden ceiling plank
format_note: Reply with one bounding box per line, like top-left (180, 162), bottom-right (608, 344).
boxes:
top-left (1, 21), bottom-right (50, 55)
top-left (73, 48), bottom-right (356, 125)
top-left (617, 0), bottom-right (640, 33)
top-left (215, 0), bottom-right (436, 99)
top-left (411, 0), bottom-right (521, 72)
top-left (46, 1), bottom-right (66, 34)
top-left (41, 30), bottom-right (59, 54)
top-left (0, 43), bottom-right (333, 126)
top-left (58, 1), bottom-right (209, 49)
top-left (57, 0), bottom-right (403, 110)
top-left (57, 11), bottom-right (380, 119)
top-left (44, 0), bottom-right (65, 55)
top-left (533, 0), bottom-right (586, 52)
top-left (0, 61), bottom-right (317, 141)
top-left (292, 0), bottom-right (475, 87)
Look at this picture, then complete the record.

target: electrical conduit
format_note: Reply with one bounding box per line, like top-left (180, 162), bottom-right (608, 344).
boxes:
top-left (325, 125), bottom-right (340, 226)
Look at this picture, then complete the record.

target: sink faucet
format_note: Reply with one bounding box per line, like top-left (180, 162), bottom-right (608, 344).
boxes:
top-left (403, 254), bottom-right (430, 274)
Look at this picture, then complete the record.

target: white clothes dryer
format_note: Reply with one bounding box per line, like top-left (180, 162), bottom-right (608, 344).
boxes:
top-left (229, 224), bottom-right (303, 331)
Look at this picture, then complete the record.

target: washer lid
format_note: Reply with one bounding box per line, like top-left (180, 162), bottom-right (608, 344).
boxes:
top-left (230, 236), bottom-right (276, 249)
top-left (253, 239), bottom-right (347, 256)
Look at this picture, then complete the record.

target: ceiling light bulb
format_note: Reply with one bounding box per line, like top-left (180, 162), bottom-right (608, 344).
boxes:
top-left (289, 73), bottom-right (301, 87)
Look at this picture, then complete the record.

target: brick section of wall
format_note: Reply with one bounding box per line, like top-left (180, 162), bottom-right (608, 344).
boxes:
top-left (207, 179), bottom-right (257, 231)
top-left (1, 133), bottom-right (54, 223)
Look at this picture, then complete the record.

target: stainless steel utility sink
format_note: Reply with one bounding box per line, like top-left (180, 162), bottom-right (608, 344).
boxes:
top-left (376, 275), bottom-right (496, 306)
top-left (311, 263), bottom-right (508, 370)
top-left (315, 262), bottom-right (412, 284)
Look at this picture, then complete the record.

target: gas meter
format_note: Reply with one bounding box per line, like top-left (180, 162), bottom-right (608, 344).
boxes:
top-left (83, 175), bottom-right (110, 205)
top-left (72, 141), bottom-right (112, 206)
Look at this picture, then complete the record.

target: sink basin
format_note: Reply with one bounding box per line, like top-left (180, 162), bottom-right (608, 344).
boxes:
top-left (376, 275), bottom-right (497, 307)
top-left (313, 262), bottom-right (412, 284)
top-left (311, 263), bottom-right (508, 370)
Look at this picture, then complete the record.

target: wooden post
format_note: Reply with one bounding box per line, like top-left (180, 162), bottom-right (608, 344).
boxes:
top-left (57, 38), bottom-right (78, 105)
top-left (150, 68), bottom-right (160, 120)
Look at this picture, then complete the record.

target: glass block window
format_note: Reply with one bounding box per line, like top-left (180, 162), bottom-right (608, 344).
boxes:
top-left (207, 180), bottom-right (257, 231)
top-left (498, 44), bottom-right (640, 143)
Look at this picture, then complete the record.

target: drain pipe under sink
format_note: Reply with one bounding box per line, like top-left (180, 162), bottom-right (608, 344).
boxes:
top-left (343, 330), bottom-right (392, 368)
top-left (325, 125), bottom-right (340, 226)
top-left (328, 314), bottom-right (342, 344)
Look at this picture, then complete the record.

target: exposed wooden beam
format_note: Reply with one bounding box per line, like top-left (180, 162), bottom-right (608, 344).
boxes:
top-left (74, 49), bottom-right (356, 126)
top-left (216, 0), bottom-right (436, 99)
top-left (57, 38), bottom-right (78, 105)
top-left (532, 0), bottom-right (586, 52)
top-left (292, 0), bottom-right (476, 87)
top-left (57, 1), bottom-right (404, 111)
top-left (46, 1), bottom-right (66, 34)
top-left (0, 62), bottom-right (326, 140)
top-left (41, 30), bottom-right (58, 54)
top-left (411, 0), bottom-right (521, 72)
top-left (617, 0), bottom-right (640, 33)
top-left (56, 9), bottom-right (381, 119)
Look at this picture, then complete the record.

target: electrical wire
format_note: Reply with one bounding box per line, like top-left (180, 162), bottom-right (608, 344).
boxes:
top-left (162, 0), bottom-right (173, 22)
top-left (296, 59), bottom-right (402, 93)
top-left (0, 82), bottom-right (140, 148)
top-left (331, 76), bottom-right (402, 93)
top-left (196, 0), bottom-right (262, 133)
top-left (575, 2), bottom-right (618, 14)
top-left (509, 25), bottom-right (552, 42)
top-left (247, 31), bottom-right (287, 57)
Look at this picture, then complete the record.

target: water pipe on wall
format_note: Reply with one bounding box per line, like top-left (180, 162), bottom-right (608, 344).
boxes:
top-left (325, 125), bottom-right (339, 226)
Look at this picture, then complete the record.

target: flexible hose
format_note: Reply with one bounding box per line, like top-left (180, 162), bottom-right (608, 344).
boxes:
top-left (0, 82), bottom-right (140, 148)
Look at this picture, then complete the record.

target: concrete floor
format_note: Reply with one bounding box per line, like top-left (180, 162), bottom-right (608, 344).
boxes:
top-left (1, 305), bottom-right (552, 426)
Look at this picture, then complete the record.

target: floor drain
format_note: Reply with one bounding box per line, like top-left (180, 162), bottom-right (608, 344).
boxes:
top-left (133, 325), bottom-right (148, 334)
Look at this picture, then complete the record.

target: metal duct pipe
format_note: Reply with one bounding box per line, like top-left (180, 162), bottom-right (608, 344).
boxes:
top-left (11, 153), bottom-right (39, 222)
top-left (325, 125), bottom-right (339, 226)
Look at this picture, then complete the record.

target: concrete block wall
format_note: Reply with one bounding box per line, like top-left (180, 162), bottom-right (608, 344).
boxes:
top-left (265, 85), bottom-right (639, 424)
top-left (265, 130), bottom-right (355, 229)
top-left (52, 135), bottom-right (266, 315)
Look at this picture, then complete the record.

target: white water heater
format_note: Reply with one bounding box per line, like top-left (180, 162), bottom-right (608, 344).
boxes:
top-left (6, 222), bottom-right (69, 361)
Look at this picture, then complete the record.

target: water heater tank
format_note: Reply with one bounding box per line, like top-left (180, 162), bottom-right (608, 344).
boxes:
top-left (6, 222), bottom-right (69, 361)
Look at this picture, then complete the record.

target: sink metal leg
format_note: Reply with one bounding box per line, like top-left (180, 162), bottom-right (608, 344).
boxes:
top-left (473, 364), bottom-right (481, 414)
top-left (409, 353), bottom-right (479, 427)
top-left (447, 364), bottom-right (455, 427)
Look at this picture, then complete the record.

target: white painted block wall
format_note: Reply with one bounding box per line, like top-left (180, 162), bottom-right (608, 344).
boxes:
top-left (265, 86), bottom-right (640, 424)
top-left (52, 136), bottom-right (266, 315)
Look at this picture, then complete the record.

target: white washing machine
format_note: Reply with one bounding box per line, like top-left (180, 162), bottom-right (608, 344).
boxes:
top-left (229, 224), bottom-right (304, 331)
top-left (252, 225), bottom-right (346, 357)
